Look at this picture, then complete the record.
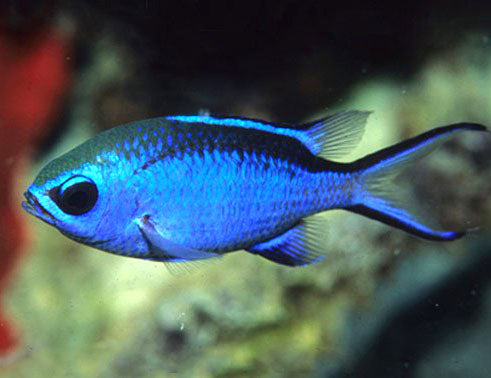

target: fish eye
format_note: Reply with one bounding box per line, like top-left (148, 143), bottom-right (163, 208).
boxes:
top-left (50, 176), bottom-right (98, 215)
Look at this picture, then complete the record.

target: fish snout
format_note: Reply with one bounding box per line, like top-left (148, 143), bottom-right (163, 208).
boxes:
top-left (22, 190), bottom-right (56, 225)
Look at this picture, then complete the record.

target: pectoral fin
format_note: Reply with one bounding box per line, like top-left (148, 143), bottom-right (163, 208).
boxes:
top-left (136, 216), bottom-right (221, 262)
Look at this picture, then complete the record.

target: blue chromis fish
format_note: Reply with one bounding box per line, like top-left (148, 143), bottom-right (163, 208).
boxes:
top-left (22, 111), bottom-right (488, 266)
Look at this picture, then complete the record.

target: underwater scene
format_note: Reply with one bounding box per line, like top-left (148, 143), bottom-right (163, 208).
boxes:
top-left (1, 2), bottom-right (491, 377)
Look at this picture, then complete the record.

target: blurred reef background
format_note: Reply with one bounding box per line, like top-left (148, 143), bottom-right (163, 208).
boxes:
top-left (1, 1), bottom-right (491, 377)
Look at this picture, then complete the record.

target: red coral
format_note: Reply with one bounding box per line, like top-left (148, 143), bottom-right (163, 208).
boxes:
top-left (0, 24), bottom-right (72, 356)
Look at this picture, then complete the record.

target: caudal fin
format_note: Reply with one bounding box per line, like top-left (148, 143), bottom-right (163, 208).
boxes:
top-left (346, 123), bottom-right (488, 241)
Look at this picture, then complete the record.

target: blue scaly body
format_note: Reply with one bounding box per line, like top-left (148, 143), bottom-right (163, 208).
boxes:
top-left (22, 111), bottom-right (487, 266)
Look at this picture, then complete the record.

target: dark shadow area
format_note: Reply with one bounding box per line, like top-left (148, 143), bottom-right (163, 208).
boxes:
top-left (63, 1), bottom-right (491, 120)
top-left (331, 241), bottom-right (491, 378)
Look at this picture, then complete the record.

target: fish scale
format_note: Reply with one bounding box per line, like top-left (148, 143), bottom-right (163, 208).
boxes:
top-left (153, 142), bottom-right (330, 252)
top-left (95, 120), bottom-right (342, 252)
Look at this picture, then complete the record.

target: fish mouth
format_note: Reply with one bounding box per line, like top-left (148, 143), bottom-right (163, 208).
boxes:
top-left (22, 191), bottom-right (56, 226)
top-left (23, 191), bottom-right (114, 249)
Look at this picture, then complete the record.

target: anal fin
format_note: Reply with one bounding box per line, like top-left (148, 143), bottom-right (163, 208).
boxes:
top-left (247, 217), bottom-right (327, 267)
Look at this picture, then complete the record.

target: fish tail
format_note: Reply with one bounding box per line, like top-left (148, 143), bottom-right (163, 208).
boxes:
top-left (345, 123), bottom-right (488, 241)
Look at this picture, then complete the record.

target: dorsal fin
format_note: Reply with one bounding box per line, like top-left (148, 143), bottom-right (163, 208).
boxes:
top-left (166, 111), bottom-right (370, 160)
top-left (300, 111), bottom-right (370, 159)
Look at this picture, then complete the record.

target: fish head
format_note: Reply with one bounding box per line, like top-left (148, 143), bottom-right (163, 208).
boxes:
top-left (22, 147), bottom-right (122, 248)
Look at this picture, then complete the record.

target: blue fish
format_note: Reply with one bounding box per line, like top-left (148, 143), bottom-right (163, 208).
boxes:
top-left (22, 111), bottom-right (487, 266)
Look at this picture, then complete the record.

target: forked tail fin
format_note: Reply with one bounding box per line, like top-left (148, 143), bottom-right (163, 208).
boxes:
top-left (346, 123), bottom-right (488, 241)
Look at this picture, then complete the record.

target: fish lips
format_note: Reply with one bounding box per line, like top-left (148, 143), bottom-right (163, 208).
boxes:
top-left (22, 191), bottom-right (56, 226)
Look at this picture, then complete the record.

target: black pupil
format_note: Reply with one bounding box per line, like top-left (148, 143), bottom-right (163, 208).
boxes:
top-left (59, 182), bottom-right (98, 215)
top-left (67, 190), bottom-right (89, 208)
